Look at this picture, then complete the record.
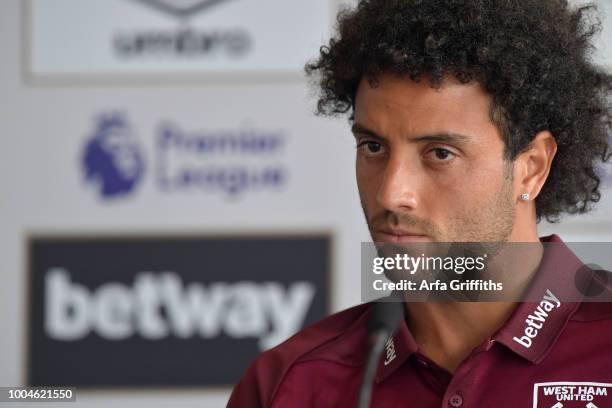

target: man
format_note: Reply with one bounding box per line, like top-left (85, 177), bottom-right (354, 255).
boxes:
top-left (228, 0), bottom-right (612, 406)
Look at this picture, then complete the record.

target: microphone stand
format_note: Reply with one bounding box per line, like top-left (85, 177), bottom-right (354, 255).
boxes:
top-left (357, 327), bottom-right (391, 408)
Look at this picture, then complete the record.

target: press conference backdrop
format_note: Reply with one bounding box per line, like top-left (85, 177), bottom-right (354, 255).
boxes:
top-left (0, 0), bottom-right (611, 407)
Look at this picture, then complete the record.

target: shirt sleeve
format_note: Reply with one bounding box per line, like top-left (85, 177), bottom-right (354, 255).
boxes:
top-left (227, 351), bottom-right (287, 408)
top-left (227, 359), bottom-right (265, 407)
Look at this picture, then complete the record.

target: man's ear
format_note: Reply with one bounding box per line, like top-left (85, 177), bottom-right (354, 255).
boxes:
top-left (513, 131), bottom-right (557, 201)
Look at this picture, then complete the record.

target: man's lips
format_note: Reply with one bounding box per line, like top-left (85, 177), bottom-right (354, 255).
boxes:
top-left (374, 229), bottom-right (431, 243)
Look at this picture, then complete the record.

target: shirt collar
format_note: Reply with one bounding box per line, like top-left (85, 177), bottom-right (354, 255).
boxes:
top-left (375, 315), bottom-right (418, 383)
top-left (494, 234), bottom-right (585, 363)
top-left (374, 234), bottom-right (588, 382)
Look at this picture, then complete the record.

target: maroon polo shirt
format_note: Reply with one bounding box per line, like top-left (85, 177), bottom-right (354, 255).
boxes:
top-left (228, 235), bottom-right (612, 407)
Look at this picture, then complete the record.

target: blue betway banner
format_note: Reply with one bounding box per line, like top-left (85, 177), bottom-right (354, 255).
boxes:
top-left (27, 235), bottom-right (330, 387)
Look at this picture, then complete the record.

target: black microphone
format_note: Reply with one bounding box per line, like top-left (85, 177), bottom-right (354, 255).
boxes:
top-left (357, 297), bottom-right (404, 408)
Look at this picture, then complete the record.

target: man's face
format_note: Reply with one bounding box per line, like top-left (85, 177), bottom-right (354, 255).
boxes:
top-left (354, 74), bottom-right (516, 243)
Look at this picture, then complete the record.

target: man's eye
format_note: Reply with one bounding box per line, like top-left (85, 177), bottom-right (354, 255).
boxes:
top-left (358, 141), bottom-right (383, 154)
top-left (429, 148), bottom-right (455, 161)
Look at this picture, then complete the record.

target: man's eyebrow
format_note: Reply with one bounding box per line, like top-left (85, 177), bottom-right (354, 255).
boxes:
top-left (351, 123), bottom-right (386, 141)
top-left (412, 133), bottom-right (471, 143)
top-left (351, 123), bottom-right (472, 144)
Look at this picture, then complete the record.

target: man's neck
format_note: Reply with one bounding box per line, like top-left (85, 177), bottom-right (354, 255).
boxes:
top-left (405, 226), bottom-right (543, 374)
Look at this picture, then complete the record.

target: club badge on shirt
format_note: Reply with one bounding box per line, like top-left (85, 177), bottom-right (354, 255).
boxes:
top-left (533, 382), bottom-right (612, 407)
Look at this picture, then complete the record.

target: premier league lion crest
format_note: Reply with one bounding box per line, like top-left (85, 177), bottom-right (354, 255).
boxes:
top-left (82, 113), bottom-right (145, 198)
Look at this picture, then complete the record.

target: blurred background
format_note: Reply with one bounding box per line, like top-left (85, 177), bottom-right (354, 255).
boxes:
top-left (0, 0), bottom-right (611, 407)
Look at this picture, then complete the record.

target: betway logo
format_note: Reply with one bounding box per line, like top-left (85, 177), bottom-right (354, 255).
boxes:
top-left (513, 289), bottom-right (561, 348)
top-left (44, 269), bottom-right (315, 350)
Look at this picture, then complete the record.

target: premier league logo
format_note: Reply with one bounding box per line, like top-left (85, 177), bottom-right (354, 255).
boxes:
top-left (82, 113), bottom-right (145, 199)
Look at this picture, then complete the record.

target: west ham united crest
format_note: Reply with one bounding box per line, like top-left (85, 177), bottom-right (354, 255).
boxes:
top-left (533, 382), bottom-right (612, 408)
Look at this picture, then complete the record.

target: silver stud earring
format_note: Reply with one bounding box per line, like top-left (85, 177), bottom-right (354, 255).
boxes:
top-left (521, 193), bottom-right (530, 201)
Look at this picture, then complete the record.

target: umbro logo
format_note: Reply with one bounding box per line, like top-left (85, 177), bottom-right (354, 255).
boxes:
top-left (383, 337), bottom-right (397, 366)
top-left (132, 0), bottom-right (235, 18)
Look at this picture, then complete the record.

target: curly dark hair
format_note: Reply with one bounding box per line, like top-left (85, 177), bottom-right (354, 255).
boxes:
top-left (305, 0), bottom-right (612, 222)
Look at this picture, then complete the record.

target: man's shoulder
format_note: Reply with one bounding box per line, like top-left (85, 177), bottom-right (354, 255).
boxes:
top-left (283, 301), bottom-right (371, 349)
top-left (571, 301), bottom-right (612, 322)
top-left (227, 302), bottom-right (373, 408)
top-left (255, 301), bottom-right (372, 368)
top-left (571, 269), bottom-right (612, 322)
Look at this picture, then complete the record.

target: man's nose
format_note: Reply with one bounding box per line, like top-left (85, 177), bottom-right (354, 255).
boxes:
top-left (376, 153), bottom-right (419, 213)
